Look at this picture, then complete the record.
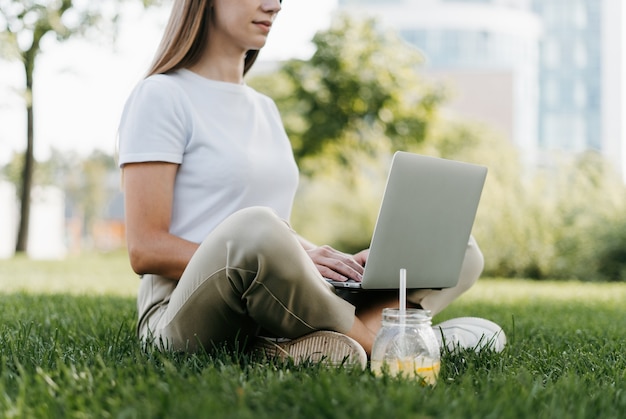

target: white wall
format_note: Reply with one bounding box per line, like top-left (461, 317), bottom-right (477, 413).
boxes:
top-left (0, 182), bottom-right (67, 259)
top-left (602, 0), bottom-right (626, 180)
top-left (0, 181), bottom-right (17, 258)
top-left (28, 186), bottom-right (67, 259)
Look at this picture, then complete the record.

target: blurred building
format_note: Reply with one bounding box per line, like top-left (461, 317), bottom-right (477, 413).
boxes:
top-left (533, 0), bottom-right (625, 177)
top-left (338, 0), bottom-right (626, 177)
top-left (65, 170), bottom-right (126, 253)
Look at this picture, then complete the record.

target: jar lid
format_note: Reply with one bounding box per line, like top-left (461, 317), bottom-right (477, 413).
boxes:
top-left (382, 308), bottom-right (432, 323)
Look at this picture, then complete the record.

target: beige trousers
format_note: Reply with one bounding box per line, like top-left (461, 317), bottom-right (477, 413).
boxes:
top-left (408, 234), bottom-right (483, 315)
top-left (136, 206), bottom-right (483, 353)
top-left (137, 207), bottom-right (356, 352)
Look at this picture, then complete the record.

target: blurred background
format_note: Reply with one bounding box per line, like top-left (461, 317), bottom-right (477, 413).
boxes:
top-left (1, 0), bottom-right (626, 282)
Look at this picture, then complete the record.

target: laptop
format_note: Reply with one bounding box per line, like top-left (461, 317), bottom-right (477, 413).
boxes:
top-left (328, 151), bottom-right (487, 290)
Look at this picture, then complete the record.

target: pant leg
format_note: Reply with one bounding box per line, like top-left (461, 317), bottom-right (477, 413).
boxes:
top-left (137, 206), bottom-right (356, 353)
top-left (407, 235), bottom-right (484, 316)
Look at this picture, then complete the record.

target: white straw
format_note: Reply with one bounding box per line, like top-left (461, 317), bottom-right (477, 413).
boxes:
top-left (399, 268), bottom-right (407, 314)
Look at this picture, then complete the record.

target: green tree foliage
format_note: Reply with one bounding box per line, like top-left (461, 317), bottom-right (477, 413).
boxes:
top-left (0, 0), bottom-right (157, 254)
top-left (1, 149), bottom-right (57, 195)
top-left (251, 15), bottom-right (446, 251)
top-left (252, 15), bottom-right (444, 174)
top-left (290, 152), bottom-right (389, 252)
top-left (47, 148), bottom-right (118, 242)
top-left (251, 15), bottom-right (626, 281)
top-left (409, 121), bottom-right (531, 277)
top-left (1, 148), bottom-right (119, 248)
top-left (547, 152), bottom-right (626, 281)
top-left (593, 218), bottom-right (626, 281)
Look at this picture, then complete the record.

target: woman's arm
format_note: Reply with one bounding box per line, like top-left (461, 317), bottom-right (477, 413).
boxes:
top-left (122, 162), bottom-right (198, 280)
top-left (297, 236), bottom-right (368, 283)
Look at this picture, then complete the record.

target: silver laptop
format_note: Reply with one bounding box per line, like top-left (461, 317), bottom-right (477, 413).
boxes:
top-left (328, 151), bottom-right (487, 290)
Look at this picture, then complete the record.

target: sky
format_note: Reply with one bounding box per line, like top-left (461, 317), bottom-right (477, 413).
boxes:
top-left (0, 0), bottom-right (338, 165)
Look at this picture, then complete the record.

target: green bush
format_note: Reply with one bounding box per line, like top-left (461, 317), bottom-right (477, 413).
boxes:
top-left (290, 120), bottom-right (626, 282)
top-left (586, 216), bottom-right (626, 282)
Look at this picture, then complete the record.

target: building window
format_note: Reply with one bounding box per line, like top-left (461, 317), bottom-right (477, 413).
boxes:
top-left (572, 0), bottom-right (587, 28)
top-left (545, 79), bottom-right (559, 108)
top-left (573, 41), bottom-right (587, 68)
top-left (442, 31), bottom-right (460, 61)
top-left (570, 117), bottom-right (587, 150)
top-left (574, 80), bottom-right (587, 109)
top-left (543, 114), bottom-right (587, 151)
top-left (543, 115), bottom-right (561, 149)
top-left (543, 39), bottom-right (560, 69)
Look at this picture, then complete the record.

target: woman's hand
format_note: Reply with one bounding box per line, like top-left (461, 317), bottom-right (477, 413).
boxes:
top-left (353, 249), bottom-right (369, 267)
top-left (306, 245), bottom-right (369, 282)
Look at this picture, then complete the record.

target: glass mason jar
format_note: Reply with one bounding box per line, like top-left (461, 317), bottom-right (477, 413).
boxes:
top-left (370, 308), bottom-right (441, 385)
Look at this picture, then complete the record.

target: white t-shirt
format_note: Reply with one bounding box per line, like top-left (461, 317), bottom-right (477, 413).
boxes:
top-left (118, 69), bottom-right (299, 243)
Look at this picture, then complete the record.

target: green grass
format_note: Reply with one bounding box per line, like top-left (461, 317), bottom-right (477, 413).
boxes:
top-left (0, 251), bottom-right (139, 296)
top-left (0, 254), bottom-right (625, 418)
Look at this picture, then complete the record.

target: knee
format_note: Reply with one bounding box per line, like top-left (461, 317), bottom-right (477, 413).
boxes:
top-left (457, 236), bottom-right (484, 291)
top-left (226, 206), bottom-right (292, 249)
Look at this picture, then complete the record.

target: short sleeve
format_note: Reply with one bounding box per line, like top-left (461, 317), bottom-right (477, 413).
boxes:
top-left (118, 76), bottom-right (190, 167)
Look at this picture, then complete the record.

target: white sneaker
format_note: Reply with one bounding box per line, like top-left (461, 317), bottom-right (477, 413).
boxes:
top-left (433, 317), bottom-right (507, 353)
top-left (253, 330), bottom-right (368, 369)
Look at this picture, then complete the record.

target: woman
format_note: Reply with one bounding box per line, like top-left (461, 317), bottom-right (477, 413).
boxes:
top-left (118, 0), bottom-right (505, 367)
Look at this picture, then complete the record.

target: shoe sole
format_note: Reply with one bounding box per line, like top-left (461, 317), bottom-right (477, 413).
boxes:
top-left (254, 330), bottom-right (367, 369)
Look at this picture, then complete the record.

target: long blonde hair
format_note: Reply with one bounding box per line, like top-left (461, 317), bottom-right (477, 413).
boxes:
top-left (146, 0), bottom-right (259, 77)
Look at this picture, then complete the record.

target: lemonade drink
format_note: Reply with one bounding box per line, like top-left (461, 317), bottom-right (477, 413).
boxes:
top-left (370, 356), bottom-right (440, 386)
top-left (370, 308), bottom-right (441, 386)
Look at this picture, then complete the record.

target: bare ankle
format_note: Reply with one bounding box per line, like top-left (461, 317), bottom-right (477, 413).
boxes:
top-left (346, 318), bottom-right (375, 356)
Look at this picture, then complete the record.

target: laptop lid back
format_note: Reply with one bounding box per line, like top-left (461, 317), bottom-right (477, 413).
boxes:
top-left (361, 151), bottom-right (487, 290)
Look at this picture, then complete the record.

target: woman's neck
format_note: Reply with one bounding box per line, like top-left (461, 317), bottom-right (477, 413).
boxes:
top-left (189, 44), bottom-right (246, 84)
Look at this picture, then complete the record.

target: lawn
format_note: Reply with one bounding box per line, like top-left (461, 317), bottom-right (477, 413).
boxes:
top-left (0, 253), bottom-right (625, 418)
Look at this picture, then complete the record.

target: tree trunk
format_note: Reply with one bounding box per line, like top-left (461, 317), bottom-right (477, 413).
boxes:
top-left (15, 58), bottom-right (36, 253)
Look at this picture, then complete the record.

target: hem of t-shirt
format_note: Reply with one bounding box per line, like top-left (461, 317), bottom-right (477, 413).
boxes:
top-left (118, 152), bottom-right (183, 167)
